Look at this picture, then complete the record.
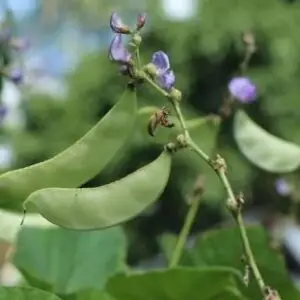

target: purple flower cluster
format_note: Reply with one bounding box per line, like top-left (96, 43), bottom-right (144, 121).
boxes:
top-left (108, 12), bottom-right (147, 68)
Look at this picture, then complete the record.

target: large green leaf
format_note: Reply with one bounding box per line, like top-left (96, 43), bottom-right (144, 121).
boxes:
top-left (106, 267), bottom-right (245, 300)
top-left (160, 226), bottom-right (300, 299)
top-left (63, 290), bottom-right (115, 300)
top-left (0, 88), bottom-right (137, 207)
top-left (233, 110), bottom-right (300, 173)
top-left (23, 151), bottom-right (171, 230)
top-left (0, 287), bottom-right (62, 300)
top-left (13, 226), bottom-right (127, 294)
top-left (0, 209), bottom-right (53, 243)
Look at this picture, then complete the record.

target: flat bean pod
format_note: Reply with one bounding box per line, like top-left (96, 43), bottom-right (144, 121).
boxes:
top-left (23, 151), bottom-right (172, 230)
top-left (0, 88), bottom-right (137, 206)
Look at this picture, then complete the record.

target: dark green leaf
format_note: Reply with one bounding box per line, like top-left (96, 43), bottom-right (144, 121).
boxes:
top-left (234, 110), bottom-right (300, 173)
top-left (13, 226), bottom-right (127, 294)
top-left (0, 88), bottom-right (137, 206)
top-left (63, 290), bottom-right (115, 300)
top-left (0, 287), bottom-right (62, 300)
top-left (23, 151), bottom-right (172, 230)
top-left (106, 267), bottom-right (245, 300)
top-left (161, 226), bottom-right (300, 299)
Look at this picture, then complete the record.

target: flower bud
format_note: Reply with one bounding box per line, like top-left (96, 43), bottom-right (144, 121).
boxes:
top-left (136, 13), bottom-right (146, 30)
top-left (169, 88), bottom-right (182, 102)
top-left (242, 30), bottom-right (256, 53)
top-left (143, 63), bottom-right (157, 77)
top-left (132, 34), bottom-right (142, 47)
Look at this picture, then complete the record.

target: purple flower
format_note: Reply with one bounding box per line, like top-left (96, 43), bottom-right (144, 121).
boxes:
top-left (157, 70), bottom-right (175, 91)
top-left (151, 51), bottom-right (175, 91)
top-left (228, 77), bottom-right (256, 103)
top-left (7, 68), bottom-right (23, 84)
top-left (152, 51), bottom-right (170, 71)
top-left (109, 34), bottom-right (131, 64)
top-left (275, 178), bottom-right (291, 196)
top-left (110, 12), bottom-right (131, 34)
top-left (136, 13), bottom-right (146, 30)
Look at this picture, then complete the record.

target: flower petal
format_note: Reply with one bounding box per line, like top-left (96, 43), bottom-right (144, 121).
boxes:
top-left (108, 34), bottom-right (131, 63)
top-left (157, 70), bottom-right (175, 91)
top-left (228, 77), bottom-right (256, 103)
top-left (151, 51), bottom-right (170, 72)
top-left (110, 12), bottom-right (131, 34)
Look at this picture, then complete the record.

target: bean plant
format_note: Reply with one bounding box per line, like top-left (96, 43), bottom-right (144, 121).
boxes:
top-left (1, 10), bottom-right (300, 300)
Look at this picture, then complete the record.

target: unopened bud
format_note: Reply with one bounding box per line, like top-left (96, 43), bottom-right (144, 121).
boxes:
top-left (242, 30), bottom-right (256, 53)
top-left (176, 134), bottom-right (187, 148)
top-left (136, 13), bottom-right (146, 30)
top-left (132, 34), bottom-right (142, 47)
top-left (169, 87), bottom-right (182, 102)
top-left (165, 142), bottom-right (177, 153)
top-left (143, 63), bottom-right (157, 77)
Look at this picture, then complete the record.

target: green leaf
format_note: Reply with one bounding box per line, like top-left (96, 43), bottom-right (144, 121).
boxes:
top-left (23, 151), bottom-right (172, 230)
top-left (161, 226), bottom-right (300, 299)
top-left (63, 290), bottom-right (116, 300)
top-left (0, 286), bottom-right (62, 300)
top-left (233, 110), bottom-right (300, 173)
top-left (0, 88), bottom-right (137, 207)
top-left (13, 226), bottom-right (126, 294)
top-left (0, 209), bottom-right (53, 243)
top-left (106, 267), bottom-right (245, 300)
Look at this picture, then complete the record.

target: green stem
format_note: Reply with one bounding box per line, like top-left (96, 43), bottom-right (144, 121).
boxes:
top-left (142, 73), bottom-right (270, 298)
top-left (135, 47), bottom-right (141, 69)
top-left (142, 72), bottom-right (169, 97)
top-left (169, 195), bottom-right (201, 268)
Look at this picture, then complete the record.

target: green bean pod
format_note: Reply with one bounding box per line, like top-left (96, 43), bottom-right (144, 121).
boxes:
top-left (0, 88), bottom-right (137, 206)
top-left (23, 151), bottom-right (172, 230)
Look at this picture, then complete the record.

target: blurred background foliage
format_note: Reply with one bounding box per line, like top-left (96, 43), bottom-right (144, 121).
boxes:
top-left (1, 0), bottom-right (300, 269)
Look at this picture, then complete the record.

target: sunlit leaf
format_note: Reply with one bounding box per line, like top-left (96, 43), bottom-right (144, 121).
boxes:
top-left (233, 110), bottom-right (300, 173)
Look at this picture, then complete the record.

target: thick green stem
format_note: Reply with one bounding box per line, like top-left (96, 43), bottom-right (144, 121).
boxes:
top-left (169, 195), bottom-right (201, 268)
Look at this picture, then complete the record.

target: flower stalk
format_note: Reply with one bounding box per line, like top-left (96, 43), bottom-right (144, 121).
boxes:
top-left (108, 14), bottom-right (280, 298)
top-left (140, 68), bottom-right (271, 298)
